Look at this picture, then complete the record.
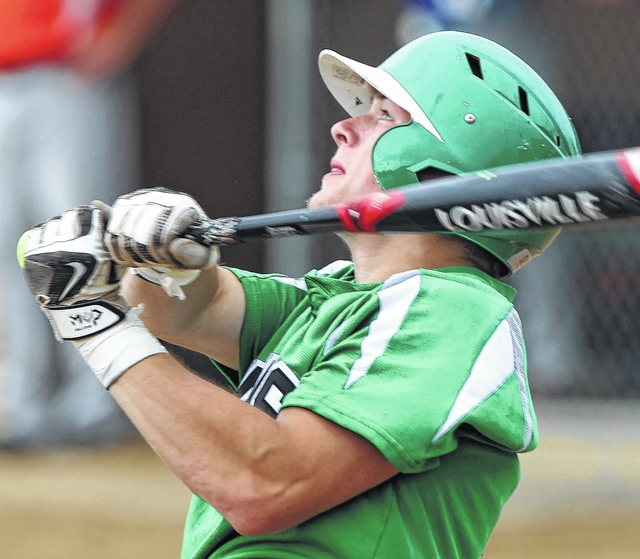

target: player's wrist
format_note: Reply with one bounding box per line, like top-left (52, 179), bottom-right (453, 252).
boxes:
top-left (131, 266), bottom-right (203, 300)
top-left (73, 305), bottom-right (168, 388)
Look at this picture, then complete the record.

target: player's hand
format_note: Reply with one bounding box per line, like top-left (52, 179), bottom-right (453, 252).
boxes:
top-left (18, 205), bottom-right (169, 389)
top-left (17, 206), bottom-right (129, 342)
top-left (99, 187), bottom-right (220, 270)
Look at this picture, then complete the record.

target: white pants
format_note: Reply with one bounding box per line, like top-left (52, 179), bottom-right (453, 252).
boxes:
top-left (0, 67), bottom-right (140, 447)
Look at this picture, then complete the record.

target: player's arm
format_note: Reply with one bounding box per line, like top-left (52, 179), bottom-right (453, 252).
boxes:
top-left (95, 188), bottom-right (246, 369)
top-left (18, 198), bottom-right (398, 535)
top-left (119, 265), bottom-right (245, 369)
top-left (110, 357), bottom-right (398, 535)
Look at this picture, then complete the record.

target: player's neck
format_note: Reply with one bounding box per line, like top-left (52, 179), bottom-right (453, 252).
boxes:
top-left (344, 232), bottom-right (472, 284)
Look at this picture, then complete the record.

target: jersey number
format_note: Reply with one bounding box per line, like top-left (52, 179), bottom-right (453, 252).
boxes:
top-left (237, 354), bottom-right (300, 418)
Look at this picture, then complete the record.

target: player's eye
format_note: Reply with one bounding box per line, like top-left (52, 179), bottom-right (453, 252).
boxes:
top-left (380, 109), bottom-right (393, 121)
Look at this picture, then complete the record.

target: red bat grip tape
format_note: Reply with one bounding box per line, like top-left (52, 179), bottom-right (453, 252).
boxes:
top-left (335, 190), bottom-right (407, 233)
top-left (616, 149), bottom-right (640, 197)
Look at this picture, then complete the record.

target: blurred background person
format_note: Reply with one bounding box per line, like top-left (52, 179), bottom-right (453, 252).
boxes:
top-left (0, 0), bottom-right (177, 448)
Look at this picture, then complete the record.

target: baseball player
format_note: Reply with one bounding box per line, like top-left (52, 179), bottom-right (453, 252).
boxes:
top-left (18, 31), bottom-right (580, 558)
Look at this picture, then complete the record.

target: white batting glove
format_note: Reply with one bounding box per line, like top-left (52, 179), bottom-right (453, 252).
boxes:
top-left (100, 187), bottom-right (220, 270)
top-left (18, 206), bottom-right (167, 388)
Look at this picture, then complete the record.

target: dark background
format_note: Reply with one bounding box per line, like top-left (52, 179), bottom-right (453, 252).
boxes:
top-left (133, 0), bottom-right (404, 272)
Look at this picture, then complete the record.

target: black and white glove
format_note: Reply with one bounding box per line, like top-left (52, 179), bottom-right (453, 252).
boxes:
top-left (18, 206), bottom-right (167, 388)
top-left (97, 187), bottom-right (220, 299)
top-left (19, 206), bottom-right (128, 341)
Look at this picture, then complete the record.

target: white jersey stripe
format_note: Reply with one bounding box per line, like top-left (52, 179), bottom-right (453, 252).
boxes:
top-left (432, 315), bottom-right (516, 443)
top-left (344, 274), bottom-right (421, 389)
top-left (272, 260), bottom-right (353, 291)
top-left (273, 276), bottom-right (307, 290)
top-left (324, 318), bottom-right (353, 355)
top-left (506, 309), bottom-right (535, 451)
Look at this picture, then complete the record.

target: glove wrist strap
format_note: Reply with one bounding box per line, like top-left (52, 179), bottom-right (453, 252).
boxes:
top-left (73, 306), bottom-right (168, 388)
top-left (44, 300), bottom-right (127, 342)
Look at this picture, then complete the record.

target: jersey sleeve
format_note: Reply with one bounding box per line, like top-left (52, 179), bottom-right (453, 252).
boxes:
top-left (280, 270), bottom-right (538, 474)
top-left (225, 267), bottom-right (309, 373)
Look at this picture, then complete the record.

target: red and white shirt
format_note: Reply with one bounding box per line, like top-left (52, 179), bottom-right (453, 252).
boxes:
top-left (0, 0), bottom-right (120, 68)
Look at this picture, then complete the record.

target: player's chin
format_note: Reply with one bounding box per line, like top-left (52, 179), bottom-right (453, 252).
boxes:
top-left (307, 178), bottom-right (344, 209)
top-left (306, 190), bottom-right (329, 210)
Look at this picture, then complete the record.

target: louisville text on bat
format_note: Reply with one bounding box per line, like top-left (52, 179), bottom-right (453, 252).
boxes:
top-left (434, 191), bottom-right (607, 232)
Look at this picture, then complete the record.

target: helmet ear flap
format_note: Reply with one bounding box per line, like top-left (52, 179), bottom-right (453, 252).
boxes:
top-left (373, 122), bottom-right (462, 191)
top-left (372, 117), bottom-right (564, 278)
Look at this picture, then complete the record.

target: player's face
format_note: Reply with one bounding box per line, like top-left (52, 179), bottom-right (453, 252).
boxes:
top-left (308, 94), bottom-right (411, 209)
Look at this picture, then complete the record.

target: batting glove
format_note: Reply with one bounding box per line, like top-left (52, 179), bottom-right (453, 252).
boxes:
top-left (100, 187), bottom-right (220, 270)
top-left (19, 206), bottom-right (129, 341)
top-left (18, 206), bottom-right (167, 388)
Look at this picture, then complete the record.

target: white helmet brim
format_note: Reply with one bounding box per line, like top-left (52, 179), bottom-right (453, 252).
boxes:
top-left (318, 49), bottom-right (443, 142)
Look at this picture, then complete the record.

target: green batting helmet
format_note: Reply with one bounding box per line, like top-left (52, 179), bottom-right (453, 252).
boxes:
top-left (318, 31), bottom-right (581, 275)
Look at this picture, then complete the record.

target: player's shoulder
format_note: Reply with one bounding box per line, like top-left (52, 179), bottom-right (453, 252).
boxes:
top-left (408, 267), bottom-right (517, 324)
top-left (421, 266), bottom-right (515, 301)
top-left (224, 261), bottom-right (354, 295)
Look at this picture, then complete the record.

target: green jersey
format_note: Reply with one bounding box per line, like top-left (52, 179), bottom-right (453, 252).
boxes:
top-left (181, 261), bottom-right (538, 559)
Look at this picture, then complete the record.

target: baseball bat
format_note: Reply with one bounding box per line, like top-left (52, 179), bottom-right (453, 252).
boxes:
top-left (184, 147), bottom-right (640, 247)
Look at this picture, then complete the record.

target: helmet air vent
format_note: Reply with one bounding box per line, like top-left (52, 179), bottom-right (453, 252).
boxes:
top-left (518, 86), bottom-right (530, 116)
top-left (465, 53), bottom-right (484, 80)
